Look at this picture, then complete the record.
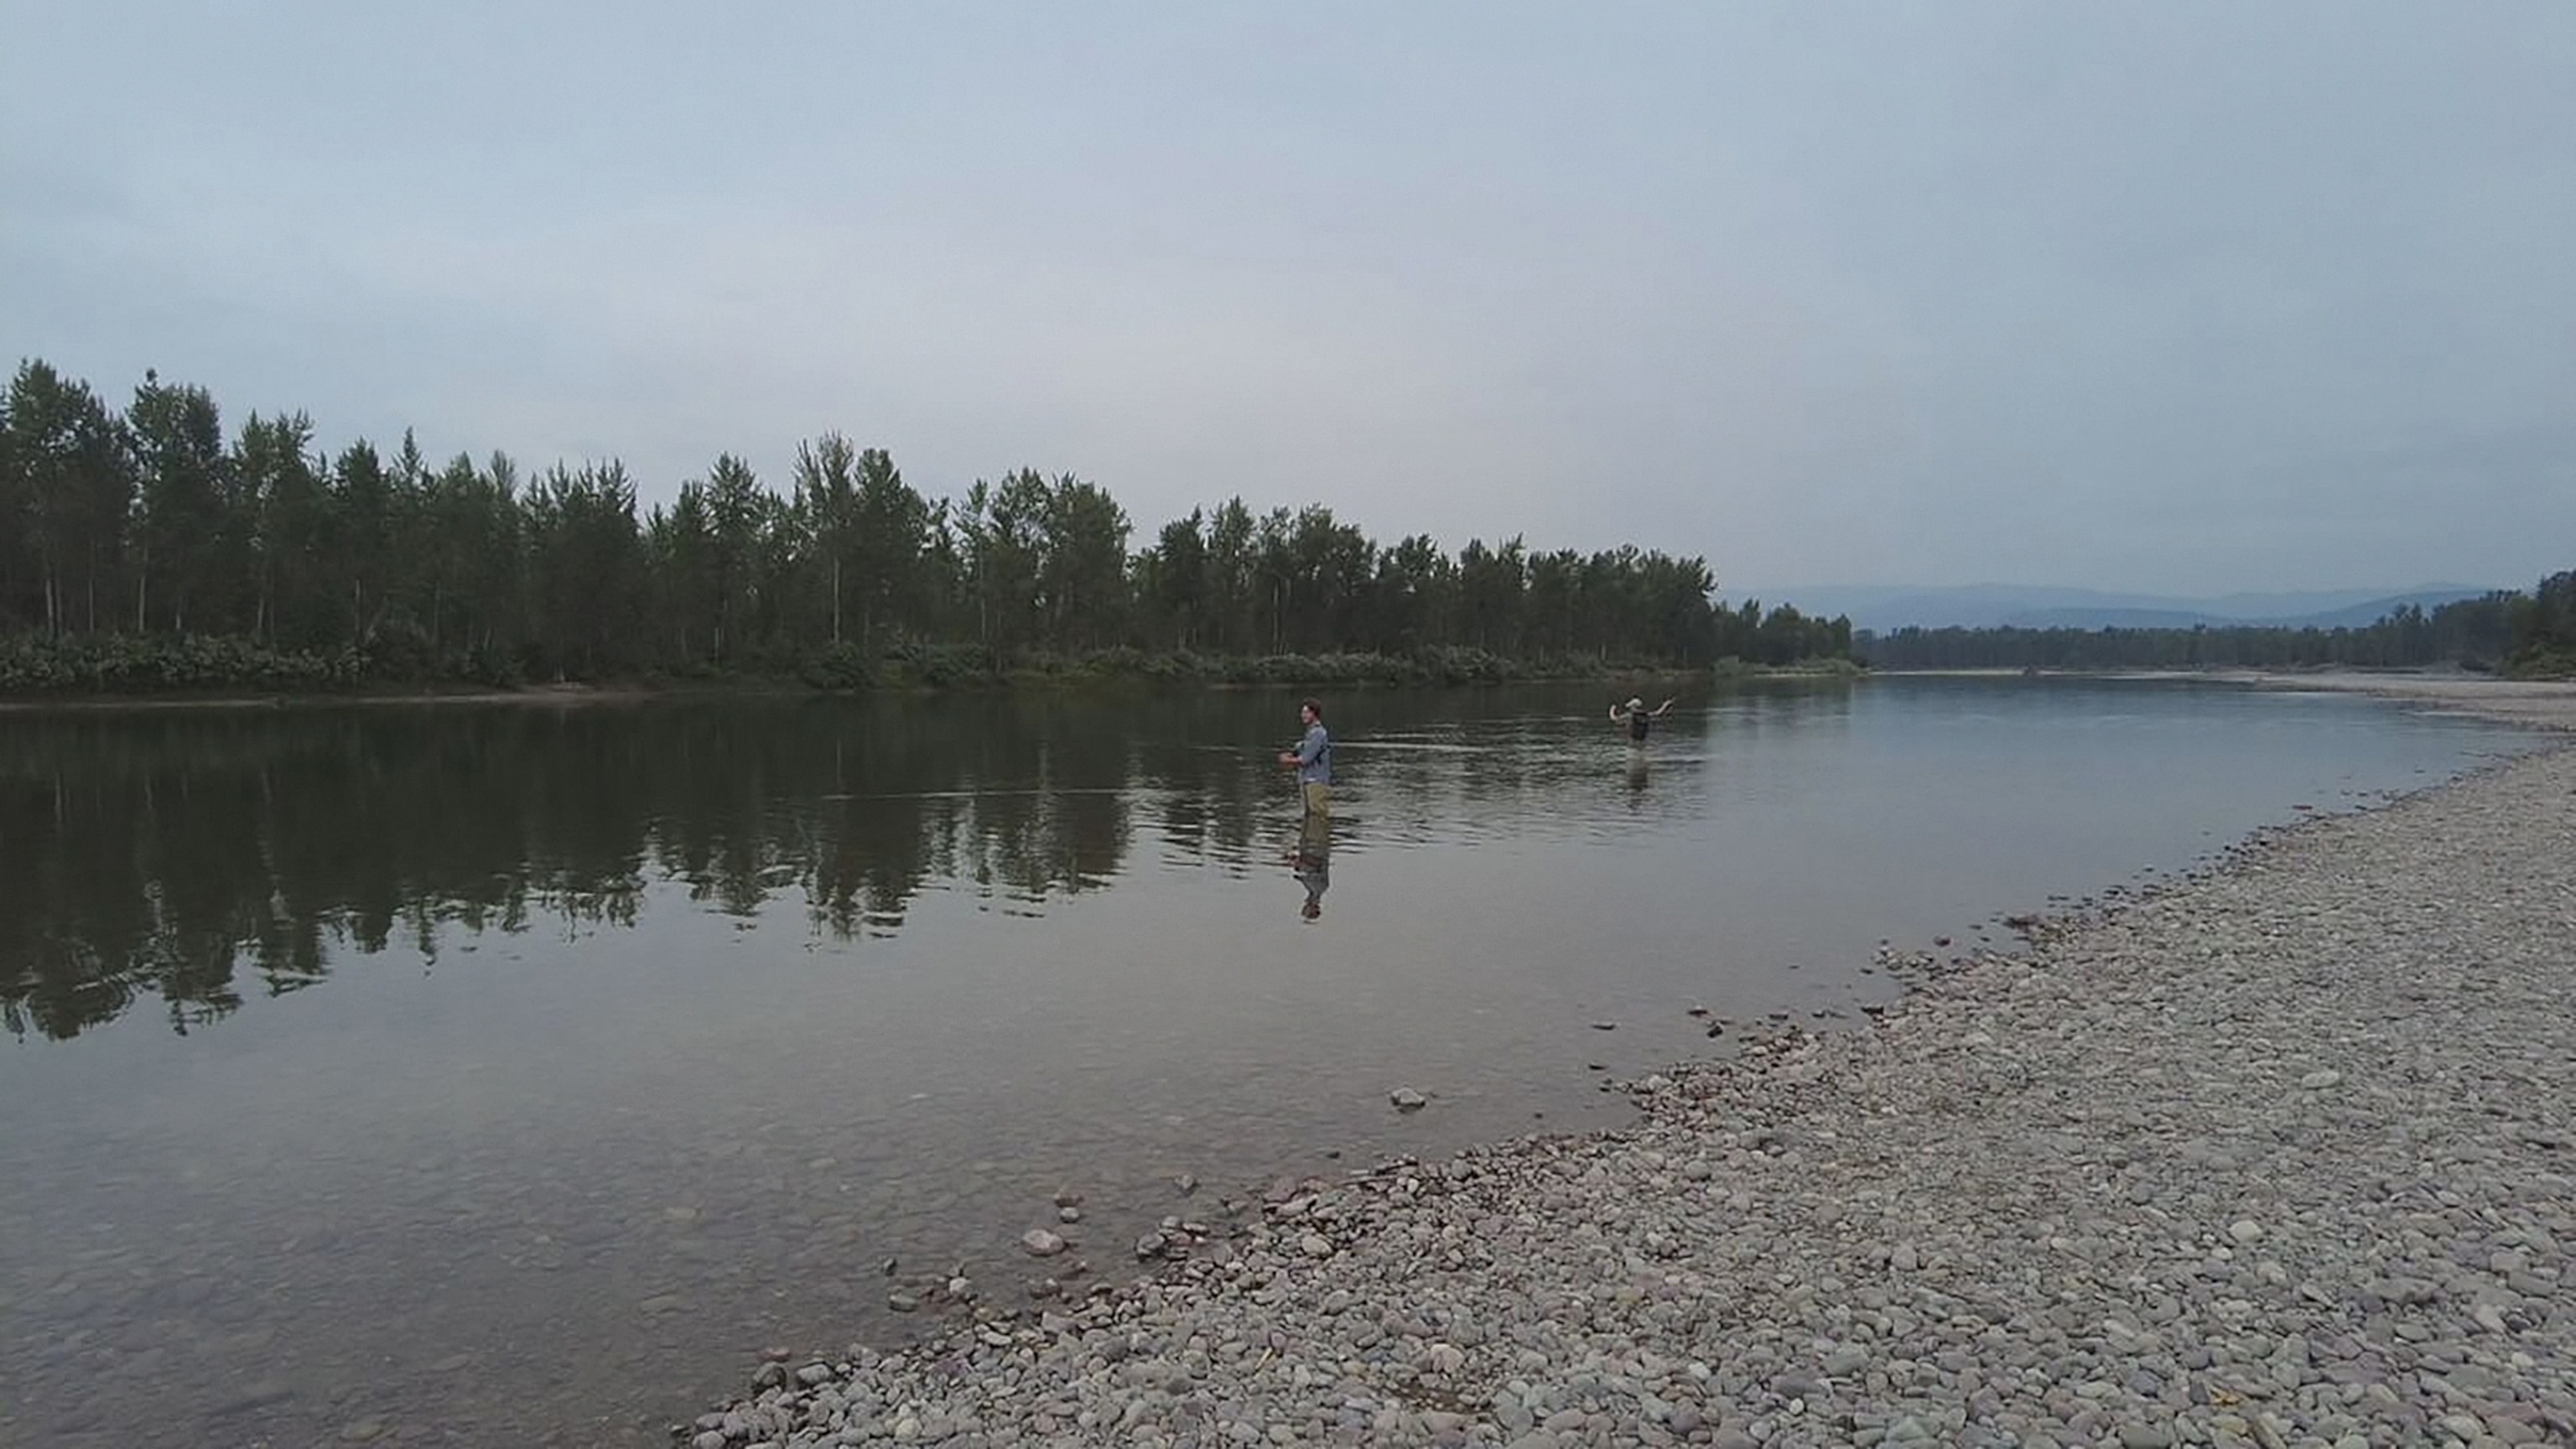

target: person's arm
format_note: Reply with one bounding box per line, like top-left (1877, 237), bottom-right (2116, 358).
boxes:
top-left (1654, 698), bottom-right (1677, 717)
top-left (1292, 727), bottom-right (1324, 767)
top-left (1608, 704), bottom-right (1625, 722)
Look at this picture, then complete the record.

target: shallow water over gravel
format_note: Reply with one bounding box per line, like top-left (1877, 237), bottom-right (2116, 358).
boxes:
top-left (0, 678), bottom-right (2532, 1446)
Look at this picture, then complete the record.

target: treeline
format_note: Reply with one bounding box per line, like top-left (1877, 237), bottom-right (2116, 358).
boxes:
top-left (0, 358), bottom-right (1852, 693)
top-left (1858, 580), bottom-right (2576, 675)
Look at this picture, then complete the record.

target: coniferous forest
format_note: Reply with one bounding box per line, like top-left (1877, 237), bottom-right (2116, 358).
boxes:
top-left (8, 356), bottom-right (2563, 694)
top-left (0, 359), bottom-right (1855, 693)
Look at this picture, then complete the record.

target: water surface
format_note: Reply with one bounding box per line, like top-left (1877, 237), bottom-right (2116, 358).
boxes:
top-left (0, 678), bottom-right (2526, 1446)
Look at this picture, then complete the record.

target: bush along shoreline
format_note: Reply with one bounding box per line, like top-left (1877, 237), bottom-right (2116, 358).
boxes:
top-left (0, 632), bottom-right (1863, 702)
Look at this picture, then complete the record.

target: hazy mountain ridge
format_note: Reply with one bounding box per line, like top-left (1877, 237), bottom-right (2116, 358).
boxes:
top-left (1758, 584), bottom-right (2500, 634)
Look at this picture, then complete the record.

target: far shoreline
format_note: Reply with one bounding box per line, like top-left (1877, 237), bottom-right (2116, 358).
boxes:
top-left (1872, 664), bottom-right (2576, 724)
top-left (8, 662), bottom-right (2568, 718)
top-left (0, 662), bottom-right (1862, 714)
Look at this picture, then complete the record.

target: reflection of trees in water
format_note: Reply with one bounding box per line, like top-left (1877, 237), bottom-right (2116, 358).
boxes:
top-left (957, 699), bottom-right (1135, 901)
top-left (0, 699), bottom-right (1150, 1041)
top-left (0, 684), bottom-right (1746, 1041)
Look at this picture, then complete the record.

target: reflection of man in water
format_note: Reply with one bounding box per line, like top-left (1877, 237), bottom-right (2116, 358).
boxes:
top-left (1275, 698), bottom-right (1332, 819)
top-left (1290, 809), bottom-right (1332, 921)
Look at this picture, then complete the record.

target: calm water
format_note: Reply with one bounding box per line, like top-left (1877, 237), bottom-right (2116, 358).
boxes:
top-left (0, 678), bottom-right (2528, 1446)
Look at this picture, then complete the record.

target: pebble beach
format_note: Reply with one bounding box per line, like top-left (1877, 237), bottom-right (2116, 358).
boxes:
top-left (680, 680), bottom-right (2576, 1449)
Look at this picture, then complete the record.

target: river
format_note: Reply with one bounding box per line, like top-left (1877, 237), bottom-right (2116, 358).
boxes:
top-left (0, 677), bottom-right (2530, 1446)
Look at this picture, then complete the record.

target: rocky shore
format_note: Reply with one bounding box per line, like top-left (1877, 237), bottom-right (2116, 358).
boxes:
top-left (678, 688), bottom-right (2575, 1449)
top-left (2220, 671), bottom-right (2576, 731)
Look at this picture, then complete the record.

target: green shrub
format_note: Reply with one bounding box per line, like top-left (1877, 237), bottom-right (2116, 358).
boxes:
top-left (0, 634), bottom-right (366, 695)
top-left (883, 641), bottom-right (996, 687)
top-left (2506, 648), bottom-right (2576, 681)
top-left (797, 641), bottom-right (875, 692)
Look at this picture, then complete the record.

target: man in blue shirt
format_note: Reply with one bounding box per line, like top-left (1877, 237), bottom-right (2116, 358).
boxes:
top-left (1277, 698), bottom-right (1332, 819)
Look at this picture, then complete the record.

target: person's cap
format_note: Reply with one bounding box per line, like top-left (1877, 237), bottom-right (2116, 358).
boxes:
top-left (1626, 697), bottom-right (1644, 709)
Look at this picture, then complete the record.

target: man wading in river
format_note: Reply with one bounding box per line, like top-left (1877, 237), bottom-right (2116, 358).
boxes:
top-left (1611, 694), bottom-right (1676, 755)
top-left (1277, 698), bottom-right (1332, 819)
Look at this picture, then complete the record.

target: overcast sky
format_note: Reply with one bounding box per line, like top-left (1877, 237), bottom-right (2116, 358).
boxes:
top-left (4, 2), bottom-right (2570, 597)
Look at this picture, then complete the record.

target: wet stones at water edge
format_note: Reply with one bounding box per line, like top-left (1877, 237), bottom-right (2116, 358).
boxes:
top-left (1135, 1215), bottom-right (1221, 1262)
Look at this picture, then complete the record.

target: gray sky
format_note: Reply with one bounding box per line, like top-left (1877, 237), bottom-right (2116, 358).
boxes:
top-left (5, 3), bottom-right (2570, 597)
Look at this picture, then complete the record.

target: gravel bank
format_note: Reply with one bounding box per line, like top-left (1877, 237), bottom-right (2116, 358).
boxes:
top-left (2220, 672), bottom-right (2576, 732)
top-left (681, 727), bottom-right (2575, 1448)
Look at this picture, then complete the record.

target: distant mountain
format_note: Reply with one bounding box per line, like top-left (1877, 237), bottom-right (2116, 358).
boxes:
top-left (1758, 583), bottom-right (2500, 634)
top-left (1998, 606), bottom-right (2231, 631)
top-left (2264, 591), bottom-right (2506, 631)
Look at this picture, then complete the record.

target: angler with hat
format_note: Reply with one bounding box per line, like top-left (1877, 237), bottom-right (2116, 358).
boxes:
top-left (1610, 693), bottom-right (1676, 751)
